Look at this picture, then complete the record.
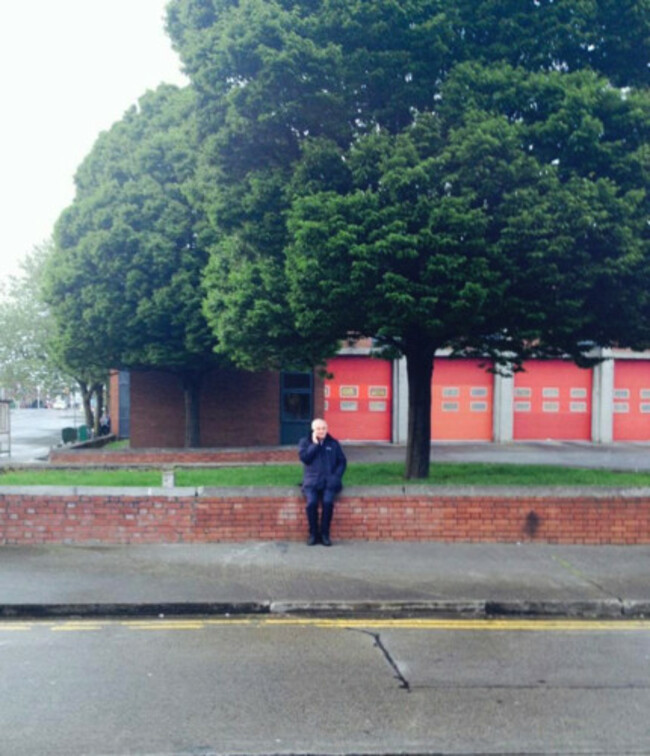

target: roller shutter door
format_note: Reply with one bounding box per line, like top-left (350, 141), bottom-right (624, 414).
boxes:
top-left (613, 360), bottom-right (650, 441)
top-left (513, 360), bottom-right (592, 440)
top-left (431, 359), bottom-right (493, 441)
top-left (324, 356), bottom-right (392, 442)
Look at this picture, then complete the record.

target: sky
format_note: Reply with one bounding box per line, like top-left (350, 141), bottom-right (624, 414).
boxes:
top-left (0, 0), bottom-right (187, 286)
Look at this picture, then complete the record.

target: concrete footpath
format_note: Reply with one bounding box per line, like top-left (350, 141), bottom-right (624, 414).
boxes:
top-left (0, 540), bottom-right (648, 620)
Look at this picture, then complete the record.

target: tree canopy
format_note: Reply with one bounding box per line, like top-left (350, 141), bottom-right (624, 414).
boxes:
top-left (165, 0), bottom-right (650, 476)
top-left (45, 84), bottom-right (222, 444)
top-left (47, 85), bottom-right (216, 372)
top-left (287, 66), bottom-right (650, 473)
top-left (44, 1), bottom-right (650, 470)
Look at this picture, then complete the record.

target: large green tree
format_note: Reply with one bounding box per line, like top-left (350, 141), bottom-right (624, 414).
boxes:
top-left (45, 84), bottom-right (221, 445)
top-left (168, 0), bottom-right (650, 474)
top-left (287, 65), bottom-right (650, 475)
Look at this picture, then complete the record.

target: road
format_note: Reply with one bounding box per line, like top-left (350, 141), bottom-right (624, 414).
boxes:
top-left (0, 408), bottom-right (81, 463)
top-left (1, 617), bottom-right (649, 755)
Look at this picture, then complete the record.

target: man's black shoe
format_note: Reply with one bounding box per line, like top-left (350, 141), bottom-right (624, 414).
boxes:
top-left (321, 535), bottom-right (332, 547)
top-left (307, 535), bottom-right (319, 546)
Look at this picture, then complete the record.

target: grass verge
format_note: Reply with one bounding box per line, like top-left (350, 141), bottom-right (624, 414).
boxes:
top-left (1, 462), bottom-right (649, 487)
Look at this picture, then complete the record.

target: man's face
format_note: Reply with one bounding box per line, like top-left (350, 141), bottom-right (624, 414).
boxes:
top-left (313, 421), bottom-right (328, 440)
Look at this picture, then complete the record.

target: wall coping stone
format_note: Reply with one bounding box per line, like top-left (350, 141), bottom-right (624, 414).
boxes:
top-left (1, 485), bottom-right (650, 499)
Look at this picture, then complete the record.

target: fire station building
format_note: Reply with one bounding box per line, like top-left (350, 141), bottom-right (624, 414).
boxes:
top-left (110, 345), bottom-right (650, 448)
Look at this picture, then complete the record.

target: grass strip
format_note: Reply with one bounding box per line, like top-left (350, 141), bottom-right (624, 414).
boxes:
top-left (1, 462), bottom-right (650, 488)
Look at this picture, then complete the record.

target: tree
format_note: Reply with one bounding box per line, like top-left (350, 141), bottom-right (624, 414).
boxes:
top-left (287, 66), bottom-right (650, 475)
top-left (167, 0), bottom-right (650, 475)
top-left (0, 243), bottom-right (107, 428)
top-left (44, 85), bottom-right (222, 446)
top-left (0, 242), bottom-right (69, 405)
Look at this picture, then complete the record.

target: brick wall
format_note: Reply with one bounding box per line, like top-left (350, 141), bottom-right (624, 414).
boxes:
top-left (1, 489), bottom-right (649, 545)
top-left (108, 370), bottom-right (120, 438)
top-left (200, 369), bottom-right (280, 447)
top-left (130, 372), bottom-right (186, 448)
top-left (49, 447), bottom-right (297, 466)
top-left (128, 369), bottom-right (284, 448)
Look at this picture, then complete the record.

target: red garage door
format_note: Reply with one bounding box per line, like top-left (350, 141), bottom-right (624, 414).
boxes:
top-left (324, 356), bottom-right (392, 442)
top-left (513, 360), bottom-right (592, 440)
top-left (613, 360), bottom-right (650, 441)
top-left (431, 359), bottom-right (493, 441)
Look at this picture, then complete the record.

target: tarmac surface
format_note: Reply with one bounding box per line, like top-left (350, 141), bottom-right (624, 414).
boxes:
top-left (1, 437), bottom-right (649, 621)
top-left (345, 440), bottom-right (650, 471)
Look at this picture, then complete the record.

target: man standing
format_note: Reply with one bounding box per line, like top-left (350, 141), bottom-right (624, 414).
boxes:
top-left (298, 418), bottom-right (347, 546)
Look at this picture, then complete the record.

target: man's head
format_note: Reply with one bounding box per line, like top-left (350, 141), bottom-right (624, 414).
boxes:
top-left (311, 418), bottom-right (328, 440)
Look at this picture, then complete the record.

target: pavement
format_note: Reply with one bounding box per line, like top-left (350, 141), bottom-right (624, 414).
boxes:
top-left (1, 541), bottom-right (648, 621)
top-left (345, 440), bottom-right (650, 471)
top-left (1, 440), bottom-right (649, 622)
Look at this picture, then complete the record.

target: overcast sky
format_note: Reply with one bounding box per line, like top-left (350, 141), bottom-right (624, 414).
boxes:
top-left (0, 0), bottom-right (187, 286)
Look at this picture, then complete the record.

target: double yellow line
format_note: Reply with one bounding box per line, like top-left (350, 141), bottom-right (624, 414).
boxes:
top-left (1, 617), bottom-right (650, 633)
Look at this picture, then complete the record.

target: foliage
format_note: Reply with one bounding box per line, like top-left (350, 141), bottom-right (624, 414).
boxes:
top-left (45, 84), bottom-right (218, 375)
top-left (288, 65), bottom-right (650, 363)
top-left (0, 242), bottom-right (72, 405)
top-left (44, 84), bottom-right (224, 444)
top-left (0, 243), bottom-right (109, 426)
top-left (166, 0), bottom-right (650, 476)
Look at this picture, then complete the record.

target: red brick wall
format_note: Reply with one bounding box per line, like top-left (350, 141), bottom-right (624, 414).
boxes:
top-left (128, 369), bottom-right (282, 448)
top-left (49, 448), bottom-right (297, 466)
top-left (130, 371), bottom-right (186, 448)
top-left (1, 491), bottom-right (648, 545)
top-left (200, 369), bottom-right (280, 447)
top-left (108, 371), bottom-right (120, 437)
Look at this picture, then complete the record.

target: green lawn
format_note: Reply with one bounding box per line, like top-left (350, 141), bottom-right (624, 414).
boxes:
top-left (1, 462), bottom-right (649, 487)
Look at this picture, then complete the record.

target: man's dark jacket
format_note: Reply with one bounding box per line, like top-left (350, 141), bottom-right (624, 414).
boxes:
top-left (298, 433), bottom-right (347, 493)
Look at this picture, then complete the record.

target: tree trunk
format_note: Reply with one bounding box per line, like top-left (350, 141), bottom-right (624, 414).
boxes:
top-left (92, 383), bottom-right (104, 436)
top-left (182, 372), bottom-right (202, 448)
top-left (78, 380), bottom-right (94, 429)
top-left (404, 344), bottom-right (436, 479)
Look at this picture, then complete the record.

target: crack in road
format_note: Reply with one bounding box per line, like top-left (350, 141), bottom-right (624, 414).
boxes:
top-left (350, 628), bottom-right (411, 692)
top-left (410, 683), bottom-right (650, 691)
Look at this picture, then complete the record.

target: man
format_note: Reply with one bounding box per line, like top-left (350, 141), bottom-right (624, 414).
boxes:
top-left (298, 418), bottom-right (347, 546)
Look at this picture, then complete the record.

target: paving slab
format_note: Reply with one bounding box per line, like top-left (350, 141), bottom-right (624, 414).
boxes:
top-left (1, 541), bottom-right (648, 619)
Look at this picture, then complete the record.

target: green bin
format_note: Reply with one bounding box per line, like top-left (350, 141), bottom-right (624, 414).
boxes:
top-left (62, 427), bottom-right (77, 444)
top-left (77, 425), bottom-right (90, 442)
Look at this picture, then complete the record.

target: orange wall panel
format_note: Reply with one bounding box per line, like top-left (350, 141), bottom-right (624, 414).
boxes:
top-left (431, 359), bottom-right (493, 441)
top-left (513, 360), bottom-right (592, 441)
top-left (613, 360), bottom-right (650, 441)
top-left (324, 357), bottom-right (392, 442)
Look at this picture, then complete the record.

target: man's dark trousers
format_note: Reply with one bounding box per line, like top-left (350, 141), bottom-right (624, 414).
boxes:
top-left (304, 485), bottom-right (336, 541)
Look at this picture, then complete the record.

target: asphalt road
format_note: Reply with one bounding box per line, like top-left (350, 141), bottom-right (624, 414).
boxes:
top-left (1, 617), bottom-right (649, 755)
top-left (1, 408), bottom-right (80, 463)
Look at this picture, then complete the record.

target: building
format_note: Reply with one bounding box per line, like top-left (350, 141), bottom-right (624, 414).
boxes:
top-left (110, 347), bottom-right (650, 447)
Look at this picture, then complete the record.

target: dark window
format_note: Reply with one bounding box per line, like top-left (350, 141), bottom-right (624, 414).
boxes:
top-left (282, 372), bottom-right (312, 390)
top-left (282, 392), bottom-right (311, 421)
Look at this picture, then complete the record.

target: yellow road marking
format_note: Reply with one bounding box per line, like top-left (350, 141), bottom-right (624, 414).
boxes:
top-left (51, 622), bottom-right (104, 632)
top-left (1, 617), bottom-right (649, 633)
top-left (124, 621), bottom-right (207, 631)
top-left (214, 617), bottom-right (650, 632)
